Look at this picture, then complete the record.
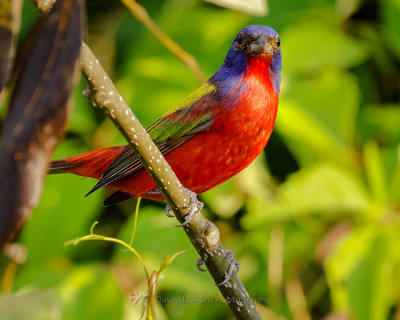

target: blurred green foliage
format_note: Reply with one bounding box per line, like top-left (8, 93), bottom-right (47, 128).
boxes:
top-left (1, 0), bottom-right (400, 319)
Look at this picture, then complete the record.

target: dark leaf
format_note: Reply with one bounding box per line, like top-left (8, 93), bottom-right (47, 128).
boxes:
top-left (0, 0), bottom-right (19, 92)
top-left (0, 0), bottom-right (83, 250)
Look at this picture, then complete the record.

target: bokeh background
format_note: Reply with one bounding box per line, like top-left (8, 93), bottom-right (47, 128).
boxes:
top-left (1, 0), bottom-right (400, 319)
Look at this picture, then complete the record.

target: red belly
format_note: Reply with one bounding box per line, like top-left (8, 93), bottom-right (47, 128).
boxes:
top-left (111, 94), bottom-right (278, 199)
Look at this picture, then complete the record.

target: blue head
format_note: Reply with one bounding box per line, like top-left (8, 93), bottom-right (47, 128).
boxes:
top-left (212, 25), bottom-right (282, 93)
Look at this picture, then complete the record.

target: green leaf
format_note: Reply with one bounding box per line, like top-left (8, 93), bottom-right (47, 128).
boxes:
top-left (201, 178), bottom-right (245, 218)
top-left (19, 173), bottom-right (103, 263)
top-left (276, 99), bottom-right (356, 168)
top-left (0, 288), bottom-right (61, 320)
top-left (282, 21), bottom-right (369, 73)
top-left (14, 141), bottom-right (103, 289)
top-left (389, 157), bottom-right (400, 202)
top-left (68, 79), bottom-right (99, 136)
top-left (363, 140), bottom-right (388, 205)
top-left (283, 69), bottom-right (360, 146)
top-left (358, 104), bottom-right (400, 146)
top-left (202, 154), bottom-right (273, 218)
top-left (381, 0), bottom-right (400, 60)
top-left (59, 265), bottom-right (124, 320)
top-left (242, 162), bottom-right (370, 227)
top-left (325, 227), bottom-right (393, 320)
top-left (158, 250), bottom-right (185, 274)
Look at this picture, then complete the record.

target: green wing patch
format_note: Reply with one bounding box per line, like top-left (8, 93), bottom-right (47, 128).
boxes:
top-left (148, 82), bottom-right (217, 142)
top-left (86, 81), bottom-right (219, 196)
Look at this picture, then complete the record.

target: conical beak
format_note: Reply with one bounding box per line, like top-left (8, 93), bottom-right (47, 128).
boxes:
top-left (249, 35), bottom-right (273, 55)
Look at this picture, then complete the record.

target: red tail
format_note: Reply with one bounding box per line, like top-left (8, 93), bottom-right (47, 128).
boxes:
top-left (49, 146), bottom-right (125, 179)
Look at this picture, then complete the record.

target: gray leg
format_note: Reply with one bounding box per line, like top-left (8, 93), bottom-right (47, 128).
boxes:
top-left (165, 203), bottom-right (175, 218)
top-left (175, 188), bottom-right (204, 227)
top-left (164, 188), bottom-right (203, 224)
top-left (217, 249), bottom-right (240, 286)
top-left (197, 258), bottom-right (207, 272)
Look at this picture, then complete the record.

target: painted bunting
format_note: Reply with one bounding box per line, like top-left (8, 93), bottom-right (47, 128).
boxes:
top-left (50, 25), bottom-right (282, 206)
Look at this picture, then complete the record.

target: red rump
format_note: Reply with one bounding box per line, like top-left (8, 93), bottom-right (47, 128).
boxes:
top-left (51, 146), bottom-right (124, 179)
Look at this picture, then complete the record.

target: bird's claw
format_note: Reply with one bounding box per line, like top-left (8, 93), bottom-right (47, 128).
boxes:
top-left (217, 249), bottom-right (240, 286)
top-left (82, 88), bottom-right (90, 98)
top-left (165, 204), bottom-right (175, 218)
top-left (175, 188), bottom-right (203, 227)
top-left (197, 258), bottom-right (207, 272)
top-left (164, 189), bottom-right (203, 226)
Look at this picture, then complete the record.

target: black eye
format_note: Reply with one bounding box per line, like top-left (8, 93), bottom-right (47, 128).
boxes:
top-left (275, 35), bottom-right (281, 48)
top-left (236, 34), bottom-right (244, 47)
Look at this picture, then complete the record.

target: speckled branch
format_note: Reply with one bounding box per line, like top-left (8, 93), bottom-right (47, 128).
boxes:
top-left (34, 1), bottom-right (262, 319)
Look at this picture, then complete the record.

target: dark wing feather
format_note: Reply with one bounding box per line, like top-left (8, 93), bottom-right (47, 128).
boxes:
top-left (85, 139), bottom-right (174, 196)
top-left (103, 190), bottom-right (134, 206)
top-left (86, 83), bottom-right (219, 196)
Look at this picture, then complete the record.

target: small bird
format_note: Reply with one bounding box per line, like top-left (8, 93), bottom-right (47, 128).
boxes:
top-left (50, 25), bottom-right (282, 207)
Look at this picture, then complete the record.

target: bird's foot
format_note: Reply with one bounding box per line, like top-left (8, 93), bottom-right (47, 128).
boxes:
top-left (165, 188), bottom-right (203, 227)
top-left (176, 189), bottom-right (203, 227)
top-left (217, 249), bottom-right (240, 286)
top-left (197, 258), bottom-right (207, 272)
top-left (165, 203), bottom-right (175, 218)
top-left (196, 249), bottom-right (240, 285)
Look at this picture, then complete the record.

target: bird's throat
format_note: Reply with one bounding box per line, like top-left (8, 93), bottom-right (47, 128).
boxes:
top-left (246, 55), bottom-right (280, 94)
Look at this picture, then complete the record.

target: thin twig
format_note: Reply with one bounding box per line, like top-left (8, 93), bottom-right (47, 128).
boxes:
top-left (120, 0), bottom-right (207, 84)
top-left (65, 221), bottom-right (151, 281)
top-left (129, 197), bottom-right (141, 247)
